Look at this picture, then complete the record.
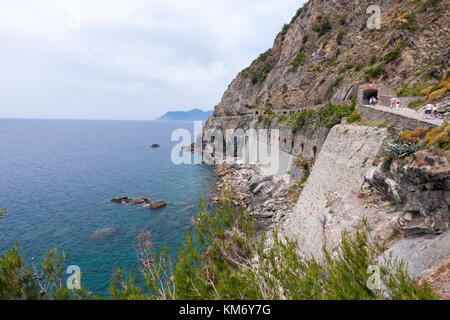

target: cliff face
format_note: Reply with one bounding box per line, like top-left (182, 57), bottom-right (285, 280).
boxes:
top-left (213, 0), bottom-right (449, 116)
top-left (201, 0), bottom-right (450, 297)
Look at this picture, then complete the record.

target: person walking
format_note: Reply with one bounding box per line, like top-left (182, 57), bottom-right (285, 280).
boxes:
top-left (425, 104), bottom-right (433, 119)
top-left (432, 105), bottom-right (438, 119)
top-left (390, 96), bottom-right (396, 108)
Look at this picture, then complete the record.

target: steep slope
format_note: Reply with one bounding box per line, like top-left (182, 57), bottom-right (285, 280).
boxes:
top-left (213, 0), bottom-right (449, 116)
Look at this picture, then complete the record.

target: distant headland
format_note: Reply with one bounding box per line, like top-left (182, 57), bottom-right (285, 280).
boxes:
top-left (156, 108), bottom-right (213, 121)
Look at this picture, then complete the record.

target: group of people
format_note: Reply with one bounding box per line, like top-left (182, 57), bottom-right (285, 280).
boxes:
top-left (424, 103), bottom-right (439, 119)
top-left (390, 96), bottom-right (402, 109)
top-left (369, 97), bottom-right (379, 105)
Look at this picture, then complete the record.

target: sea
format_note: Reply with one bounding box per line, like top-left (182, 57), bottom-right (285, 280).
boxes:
top-left (0, 118), bottom-right (216, 297)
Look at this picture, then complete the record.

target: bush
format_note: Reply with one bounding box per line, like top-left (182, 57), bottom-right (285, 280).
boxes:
top-left (399, 128), bottom-right (428, 144)
top-left (425, 123), bottom-right (450, 150)
top-left (314, 98), bottom-right (322, 105)
top-left (347, 113), bottom-right (361, 124)
top-left (369, 56), bottom-right (377, 66)
top-left (335, 77), bottom-right (344, 86)
top-left (384, 42), bottom-right (405, 63)
top-left (302, 35), bottom-right (309, 44)
top-left (365, 65), bottom-right (384, 78)
top-left (385, 140), bottom-right (418, 161)
top-left (313, 20), bottom-right (332, 37)
top-left (290, 51), bottom-right (306, 71)
top-left (336, 32), bottom-right (345, 45)
top-left (401, 13), bottom-right (419, 31)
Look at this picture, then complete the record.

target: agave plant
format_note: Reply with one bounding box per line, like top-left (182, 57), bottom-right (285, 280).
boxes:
top-left (385, 140), bottom-right (417, 161)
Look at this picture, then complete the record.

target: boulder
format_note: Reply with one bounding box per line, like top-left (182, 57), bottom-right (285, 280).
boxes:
top-left (127, 198), bottom-right (149, 205)
top-left (252, 181), bottom-right (269, 194)
top-left (111, 197), bottom-right (128, 203)
top-left (151, 144), bottom-right (160, 148)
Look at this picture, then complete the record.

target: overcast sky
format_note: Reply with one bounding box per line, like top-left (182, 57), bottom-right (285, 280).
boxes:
top-left (0, 0), bottom-right (305, 120)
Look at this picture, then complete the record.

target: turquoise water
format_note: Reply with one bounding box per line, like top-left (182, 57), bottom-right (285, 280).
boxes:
top-left (0, 119), bottom-right (216, 296)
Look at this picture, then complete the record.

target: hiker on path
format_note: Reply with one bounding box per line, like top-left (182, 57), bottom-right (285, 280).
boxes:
top-left (432, 105), bottom-right (438, 119)
top-left (390, 97), bottom-right (397, 108)
top-left (425, 104), bottom-right (433, 119)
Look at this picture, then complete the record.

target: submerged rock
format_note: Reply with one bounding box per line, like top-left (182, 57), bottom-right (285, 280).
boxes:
top-left (89, 227), bottom-right (118, 243)
top-left (151, 144), bottom-right (160, 148)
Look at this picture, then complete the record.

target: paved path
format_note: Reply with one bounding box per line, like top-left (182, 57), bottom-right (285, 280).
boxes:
top-left (211, 104), bottom-right (444, 127)
top-left (362, 104), bottom-right (444, 126)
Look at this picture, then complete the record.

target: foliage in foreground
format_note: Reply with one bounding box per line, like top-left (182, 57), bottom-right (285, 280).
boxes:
top-left (0, 192), bottom-right (436, 300)
top-left (111, 189), bottom-right (435, 300)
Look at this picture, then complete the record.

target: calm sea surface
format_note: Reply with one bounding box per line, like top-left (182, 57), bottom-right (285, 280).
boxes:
top-left (0, 119), bottom-right (216, 297)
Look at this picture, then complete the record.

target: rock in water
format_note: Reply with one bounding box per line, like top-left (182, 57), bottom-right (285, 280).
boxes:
top-left (151, 144), bottom-right (160, 148)
top-left (149, 200), bottom-right (168, 209)
top-left (126, 198), bottom-right (149, 205)
top-left (89, 227), bottom-right (118, 243)
top-left (111, 197), bottom-right (128, 203)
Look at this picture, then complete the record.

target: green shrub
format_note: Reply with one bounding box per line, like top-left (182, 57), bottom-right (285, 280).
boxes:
top-left (396, 83), bottom-right (424, 96)
top-left (348, 113), bottom-right (361, 123)
top-left (335, 77), bottom-right (344, 86)
top-left (369, 56), bottom-right (377, 66)
top-left (290, 50), bottom-right (306, 71)
top-left (314, 98), bottom-right (322, 105)
top-left (336, 31), bottom-right (345, 45)
top-left (302, 35), bottom-right (309, 44)
top-left (385, 140), bottom-right (417, 161)
top-left (313, 20), bottom-right (332, 37)
top-left (281, 24), bottom-right (290, 40)
top-left (401, 13), bottom-right (419, 31)
top-left (365, 65), bottom-right (384, 78)
top-left (384, 42), bottom-right (405, 63)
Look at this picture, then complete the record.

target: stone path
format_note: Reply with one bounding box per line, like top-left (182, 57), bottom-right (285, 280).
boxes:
top-left (363, 104), bottom-right (444, 126)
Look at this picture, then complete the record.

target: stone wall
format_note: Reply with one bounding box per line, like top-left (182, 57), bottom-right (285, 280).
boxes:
top-left (357, 105), bottom-right (438, 132)
top-left (281, 124), bottom-right (389, 259)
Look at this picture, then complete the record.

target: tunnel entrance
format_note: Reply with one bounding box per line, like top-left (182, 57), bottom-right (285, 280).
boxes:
top-left (363, 87), bottom-right (379, 105)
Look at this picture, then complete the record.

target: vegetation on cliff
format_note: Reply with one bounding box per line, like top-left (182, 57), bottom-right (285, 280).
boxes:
top-left (214, 0), bottom-right (448, 116)
top-left (258, 99), bottom-right (358, 133)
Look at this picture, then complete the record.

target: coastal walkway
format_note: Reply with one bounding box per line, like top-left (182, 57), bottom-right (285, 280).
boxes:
top-left (361, 104), bottom-right (444, 126)
top-left (211, 103), bottom-right (444, 127)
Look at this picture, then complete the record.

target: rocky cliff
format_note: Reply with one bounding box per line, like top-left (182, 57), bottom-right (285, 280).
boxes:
top-left (212, 0), bottom-right (449, 117)
top-left (199, 0), bottom-right (449, 298)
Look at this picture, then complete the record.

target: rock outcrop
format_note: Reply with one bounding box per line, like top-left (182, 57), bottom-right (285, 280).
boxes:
top-left (211, 0), bottom-right (449, 117)
top-left (110, 197), bottom-right (168, 210)
top-left (365, 150), bottom-right (450, 235)
top-left (199, 0), bottom-right (450, 297)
